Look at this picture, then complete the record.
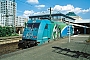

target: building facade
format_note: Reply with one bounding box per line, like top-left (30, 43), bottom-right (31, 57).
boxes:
top-left (66, 12), bottom-right (90, 34)
top-left (0, 0), bottom-right (16, 27)
top-left (15, 16), bottom-right (28, 34)
top-left (15, 16), bottom-right (28, 27)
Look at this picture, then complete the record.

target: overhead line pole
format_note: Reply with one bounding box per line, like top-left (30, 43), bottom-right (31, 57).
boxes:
top-left (50, 7), bottom-right (52, 20)
top-left (48, 7), bottom-right (52, 20)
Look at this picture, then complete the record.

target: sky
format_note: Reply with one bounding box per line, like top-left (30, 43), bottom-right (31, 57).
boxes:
top-left (16, 0), bottom-right (90, 19)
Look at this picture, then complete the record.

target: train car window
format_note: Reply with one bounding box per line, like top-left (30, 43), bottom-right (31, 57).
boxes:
top-left (27, 23), bottom-right (40, 28)
top-left (45, 24), bottom-right (48, 29)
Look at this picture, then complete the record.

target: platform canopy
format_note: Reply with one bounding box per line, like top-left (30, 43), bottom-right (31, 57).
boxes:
top-left (72, 24), bottom-right (90, 28)
top-left (74, 19), bottom-right (90, 23)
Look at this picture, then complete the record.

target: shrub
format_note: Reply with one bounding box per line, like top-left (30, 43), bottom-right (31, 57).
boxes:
top-left (0, 26), bottom-right (14, 37)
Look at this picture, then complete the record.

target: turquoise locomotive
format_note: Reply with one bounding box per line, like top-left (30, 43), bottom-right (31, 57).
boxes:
top-left (18, 19), bottom-right (74, 48)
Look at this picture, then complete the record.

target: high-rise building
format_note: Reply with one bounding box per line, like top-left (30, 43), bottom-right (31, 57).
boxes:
top-left (0, 0), bottom-right (16, 27)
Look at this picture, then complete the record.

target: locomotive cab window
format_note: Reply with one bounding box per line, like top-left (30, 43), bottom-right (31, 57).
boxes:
top-left (27, 23), bottom-right (40, 28)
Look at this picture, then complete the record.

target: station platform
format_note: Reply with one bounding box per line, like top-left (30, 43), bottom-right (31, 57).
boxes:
top-left (0, 35), bottom-right (90, 60)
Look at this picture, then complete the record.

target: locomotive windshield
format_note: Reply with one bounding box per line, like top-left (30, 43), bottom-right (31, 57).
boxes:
top-left (27, 23), bottom-right (40, 28)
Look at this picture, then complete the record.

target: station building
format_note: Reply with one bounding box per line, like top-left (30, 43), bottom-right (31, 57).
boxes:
top-left (74, 19), bottom-right (90, 34)
top-left (66, 12), bottom-right (90, 34)
top-left (29, 12), bottom-right (90, 34)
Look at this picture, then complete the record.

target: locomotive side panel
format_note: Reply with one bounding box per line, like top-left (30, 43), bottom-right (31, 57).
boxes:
top-left (18, 19), bottom-right (74, 48)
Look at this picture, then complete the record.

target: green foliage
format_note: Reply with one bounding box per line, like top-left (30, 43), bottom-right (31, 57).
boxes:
top-left (12, 33), bottom-right (19, 36)
top-left (0, 26), bottom-right (15, 37)
top-left (25, 22), bottom-right (27, 27)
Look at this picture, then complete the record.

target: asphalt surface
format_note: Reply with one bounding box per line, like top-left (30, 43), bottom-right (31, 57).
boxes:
top-left (0, 35), bottom-right (90, 60)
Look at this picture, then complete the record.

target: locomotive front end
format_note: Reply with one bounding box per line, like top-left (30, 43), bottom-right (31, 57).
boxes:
top-left (18, 20), bottom-right (40, 48)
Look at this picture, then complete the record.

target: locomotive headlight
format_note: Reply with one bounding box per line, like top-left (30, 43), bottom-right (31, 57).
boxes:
top-left (33, 36), bottom-right (37, 38)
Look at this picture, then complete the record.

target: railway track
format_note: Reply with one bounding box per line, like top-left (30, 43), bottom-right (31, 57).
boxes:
top-left (0, 36), bottom-right (22, 56)
top-left (0, 36), bottom-right (22, 45)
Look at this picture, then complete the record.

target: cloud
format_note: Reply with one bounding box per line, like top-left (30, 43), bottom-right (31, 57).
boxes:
top-left (52, 4), bottom-right (90, 14)
top-left (22, 4), bottom-right (90, 18)
top-left (53, 5), bottom-right (74, 11)
top-left (23, 10), bottom-right (34, 18)
top-left (35, 5), bottom-right (45, 9)
top-left (17, 10), bottom-right (23, 13)
top-left (81, 8), bottom-right (90, 13)
top-left (22, 10), bottom-right (50, 18)
top-left (33, 11), bottom-right (49, 15)
top-left (27, 0), bottom-right (39, 4)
